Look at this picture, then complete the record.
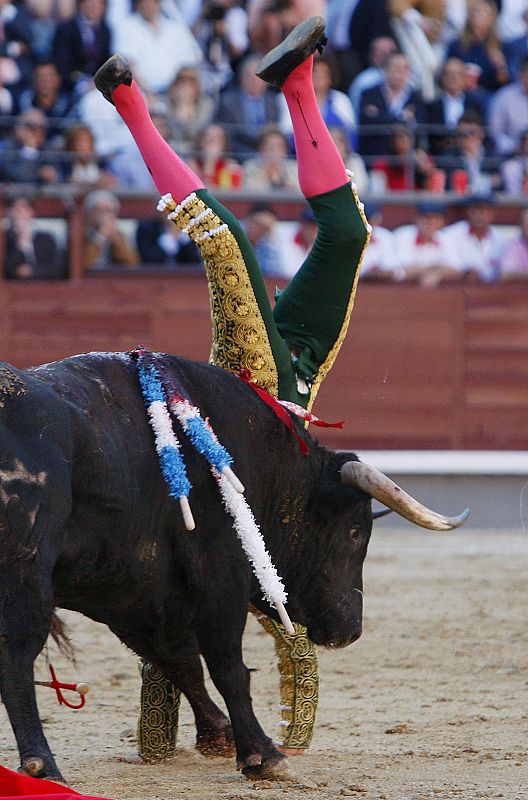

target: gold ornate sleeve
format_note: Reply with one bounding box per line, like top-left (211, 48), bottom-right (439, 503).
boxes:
top-left (158, 192), bottom-right (279, 397)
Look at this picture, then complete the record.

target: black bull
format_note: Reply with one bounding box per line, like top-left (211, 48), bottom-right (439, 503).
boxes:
top-left (0, 352), bottom-right (468, 782)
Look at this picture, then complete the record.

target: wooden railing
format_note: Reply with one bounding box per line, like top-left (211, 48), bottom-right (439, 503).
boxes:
top-left (2, 275), bottom-right (527, 451)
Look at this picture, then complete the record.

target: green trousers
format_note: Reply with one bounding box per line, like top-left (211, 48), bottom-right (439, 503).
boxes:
top-left (136, 180), bottom-right (370, 759)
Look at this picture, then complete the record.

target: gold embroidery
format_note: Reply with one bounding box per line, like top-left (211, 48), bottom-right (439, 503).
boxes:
top-left (137, 660), bottom-right (181, 761)
top-left (257, 616), bottom-right (318, 749)
top-left (169, 195), bottom-right (279, 396)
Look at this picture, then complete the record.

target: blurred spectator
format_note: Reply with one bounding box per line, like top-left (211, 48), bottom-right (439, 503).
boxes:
top-left (108, 104), bottom-right (168, 189)
top-left (499, 0), bottom-right (528, 44)
top-left (136, 216), bottom-right (200, 265)
top-left (194, 0), bottom-right (249, 95)
top-left (247, 0), bottom-right (322, 57)
top-left (26, 0), bottom-right (59, 63)
top-left (52, 0), bottom-right (111, 95)
top-left (444, 0), bottom-right (467, 41)
top-left (360, 201), bottom-right (401, 279)
top-left (164, 67), bottom-right (215, 157)
top-left (442, 194), bottom-right (506, 281)
top-left (504, 6), bottom-right (528, 79)
top-left (327, 0), bottom-right (363, 89)
top-left (0, 108), bottom-right (59, 184)
top-left (83, 189), bottom-right (140, 270)
top-left (442, 111), bottom-right (502, 194)
top-left (280, 54), bottom-right (356, 147)
top-left (60, 122), bottom-right (116, 188)
top-left (243, 202), bottom-right (285, 276)
top-left (445, 0), bottom-right (509, 95)
top-left (74, 81), bottom-right (134, 158)
top-left (370, 123), bottom-right (434, 191)
top-left (243, 125), bottom-right (298, 191)
top-left (388, 0), bottom-right (447, 102)
top-left (112, 0), bottom-right (202, 95)
top-left (358, 51), bottom-right (425, 158)
top-left (327, 0), bottom-right (393, 87)
top-left (313, 54), bottom-right (356, 137)
top-left (16, 61), bottom-right (72, 143)
top-left (215, 54), bottom-right (280, 157)
top-left (247, 0), bottom-right (290, 56)
top-left (188, 123), bottom-right (242, 189)
top-left (425, 57), bottom-right (485, 158)
top-left (499, 207), bottom-right (528, 278)
top-left (329, 125), bottom-right (368, 195)
top-left (488, 55), bottom-right (528, 157)
top-left (3, 193), bottom-right (66, 280)
top-left (278, 205), bottom-right (318, 277)
top-left (0, 0), bottom-right (33, 89)
top-left (0, 57), bottom-right (15, 120)
top-left (393, 200), bottom-right (460, 286)
top-left (501, 129), bottom-right (528, 195)
top-left (347, 36), bottom-right (398, 118)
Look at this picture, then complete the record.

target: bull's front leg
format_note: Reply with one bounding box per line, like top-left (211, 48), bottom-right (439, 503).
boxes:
top-left (0, 589), bottom-right (62, 781)
top-left (196, 619), bottom-right (290, 780)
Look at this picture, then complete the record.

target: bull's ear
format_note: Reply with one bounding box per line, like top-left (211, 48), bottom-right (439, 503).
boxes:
top-left (340, 460), bottom-right (470, 531)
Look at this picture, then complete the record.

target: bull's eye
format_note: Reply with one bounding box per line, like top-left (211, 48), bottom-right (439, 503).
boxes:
top-left (348, 527), bottom-right (359, 541)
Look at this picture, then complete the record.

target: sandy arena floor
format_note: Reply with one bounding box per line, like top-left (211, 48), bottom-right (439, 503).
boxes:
top-left (1, 529), bottom-right (526, 800)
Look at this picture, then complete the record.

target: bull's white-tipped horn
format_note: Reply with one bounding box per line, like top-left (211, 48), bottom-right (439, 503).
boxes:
top-left (340, 461), bottom-right (470, 531)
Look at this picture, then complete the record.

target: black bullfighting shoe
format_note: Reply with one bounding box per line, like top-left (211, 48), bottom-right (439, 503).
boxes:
top-left (255, 15), bottom-right (327, 88)
top-left (94, 54), bottom-right (132, 104)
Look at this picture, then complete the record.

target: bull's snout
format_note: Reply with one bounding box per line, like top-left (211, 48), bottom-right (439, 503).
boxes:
top-left (308, 620), bottom-right (363, 649)
top-left (327, 620), bottom-right (363, 649)
top-left (307, 590), bottom-right (363, 649)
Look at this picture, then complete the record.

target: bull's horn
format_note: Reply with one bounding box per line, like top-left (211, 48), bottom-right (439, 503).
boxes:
top-left (340, 461), bottom-right (470, 531)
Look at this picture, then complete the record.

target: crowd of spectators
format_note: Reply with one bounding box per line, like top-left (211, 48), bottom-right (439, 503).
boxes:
top-left (0, 0), bottom-right (527, 280)
top-left (231, 194), bottom-right (527, 282)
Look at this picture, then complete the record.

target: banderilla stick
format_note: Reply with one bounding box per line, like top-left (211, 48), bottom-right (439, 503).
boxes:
top-left (34, 664), bottom-right (90, 709)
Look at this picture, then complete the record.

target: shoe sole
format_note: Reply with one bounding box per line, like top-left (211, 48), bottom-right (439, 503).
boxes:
top-left (94, 54), bottom-right (132, 103)
top-left (255, 16), bottom-right (326, 87)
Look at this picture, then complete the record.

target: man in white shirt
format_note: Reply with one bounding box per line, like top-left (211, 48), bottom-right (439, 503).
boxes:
top-left (112, 0), bottom-right (202, 94)
top-left (276, 207), bottom-right (319, 278)
top-left (76, 83), bottom-right (135, 157)
top-left (498, 0), bottom-right (528, 42)
top-left (393, 201), bottom-right (459, 287)
top-left (442, 195), bottom-right (507, 282)
top-left (360, 202), bottom-right (401, 279)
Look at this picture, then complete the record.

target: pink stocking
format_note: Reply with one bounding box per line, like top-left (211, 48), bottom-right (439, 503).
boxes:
top-left (281, 55), bottom-right (347, 198)
top-left (111, 81), bottom-right (204, 200)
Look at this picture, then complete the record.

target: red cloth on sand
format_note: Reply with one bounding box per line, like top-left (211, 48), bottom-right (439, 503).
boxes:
top-left (0, 765), bottom-right (112, 800)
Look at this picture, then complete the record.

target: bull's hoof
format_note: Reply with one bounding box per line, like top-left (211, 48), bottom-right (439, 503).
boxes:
top-left (19, 757), bottom-right (64, 782)
top-left (22, 757), bottom-right (44, 776)
top-left (196, 725), bottom-right (236, 757)
top-left (240, 754), bottom-right (293, 781)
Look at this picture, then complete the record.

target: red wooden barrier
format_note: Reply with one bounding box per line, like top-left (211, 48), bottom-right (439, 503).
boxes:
top-left (2, 278), bottom-right (527, 451)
